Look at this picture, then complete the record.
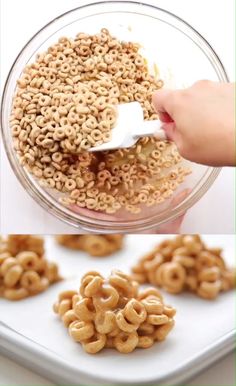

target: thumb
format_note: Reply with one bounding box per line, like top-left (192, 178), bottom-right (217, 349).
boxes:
top-left (152, 89), bottom-right (177, 141)
top-left (160, 121), bottom-right (176, 142)
top-left (152, 89), bottom-right (175, 121)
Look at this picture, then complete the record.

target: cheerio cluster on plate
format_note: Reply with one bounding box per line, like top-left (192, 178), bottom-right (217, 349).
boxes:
top-left (11, 28), bottom-right (191, 215)
top-left (0, 235), bottom-right (61, 300)
top-left (53, 270), bottom-right (175, 354)
top-left (132, 235), bottom-right (236, 299)
top-left (56, 234), bottom-right (124, 256)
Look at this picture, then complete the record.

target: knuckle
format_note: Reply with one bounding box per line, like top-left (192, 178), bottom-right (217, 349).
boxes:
top-left (193, 79), bottom-right (212, 88)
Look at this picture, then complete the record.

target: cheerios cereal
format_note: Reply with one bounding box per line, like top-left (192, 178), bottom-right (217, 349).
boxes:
top-left (53, 270), bottom-right (175, 354)
top-left (11, 29), bottom-right (191, 215)
top-left (0, 235), bottom-right (62, 300)
top-left (131, 235), bottom-right (235, 299)
top-left (55, 234), bottom-right (124, 256)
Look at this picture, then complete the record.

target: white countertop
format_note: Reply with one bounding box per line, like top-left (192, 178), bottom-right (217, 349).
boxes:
top-left (0, 352), bottom-right (235, 386)
top-left (0, 0), bottom-right (235, 233)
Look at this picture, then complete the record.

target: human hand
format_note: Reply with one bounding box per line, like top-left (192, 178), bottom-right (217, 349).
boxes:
top-left (152, 81), bottom-right (235, 166)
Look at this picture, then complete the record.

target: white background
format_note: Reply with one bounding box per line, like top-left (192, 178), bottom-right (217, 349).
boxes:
top-left (0, 0), bottom-right (235, 234)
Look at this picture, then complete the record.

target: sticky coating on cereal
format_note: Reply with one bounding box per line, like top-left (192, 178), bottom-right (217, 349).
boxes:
top-left (131, 235), bottom-right (236, 299)
top-left (0, 235), bottom-right (62, 300)
top-left (53, 269), bottom-right (176, 354)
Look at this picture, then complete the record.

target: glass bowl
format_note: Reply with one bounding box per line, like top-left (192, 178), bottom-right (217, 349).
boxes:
top-left (1, 1), bottom-right (228, 233)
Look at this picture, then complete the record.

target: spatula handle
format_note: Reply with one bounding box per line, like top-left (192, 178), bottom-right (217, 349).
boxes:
top-left (133, 119), bottom-right (167, 141)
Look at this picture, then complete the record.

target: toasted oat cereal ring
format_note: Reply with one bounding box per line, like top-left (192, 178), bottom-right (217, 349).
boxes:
top-left (197, 280), bottom-right (221, 300)
top-left (182, 235), bottom-right (203, 254)
top-left (185, 275), bottom-right (198, 291)
top-left (195, 251), bottom-right (216, 271)
top-left (137, 287), bottom-right (163, 301)
top-left (147, 314), bottom-right (169, 325)
top-left (0, 252), bottom-right (12, 264)
top-left (69, 320), bottom-right (94, 342)
top-left (116, 310), bottom-right (139, 333)
top-left (163, 305), bottom-right (176, 318)
top-left (198, 267), bottom-right (221, 282)
top-left (46, 261), bottom-right (61, 283)
top-left (109, 270), bottom-right (136, 297)
top-left (131, 280), bottom-right (139, 297)
top-left (114, 331), bottom-right (139, 353)
top-left (4, 287), bottom-right (29, 301)
top-left (214, 256), bottom-right (227, 270)
top-left (4, 265), bottom-right (23, 288)
top-left (58, 290), bottom-right (77, 301)
top-left (124, 299), bottom-right (147, 324)
top-left (146, 269), bottom-right (161, 286)
top-left (95, 310), bottom-right (117, 334)
top-left (116, 294), bottom-right (130, 309)
top-left (0, 257), bottom-right (18, 276)
top-left (72, 294), bottom-right (82, 309)
top-left (62, 309), bottom-right (78, 327)
top-left (131, 272), bottom-right (147, 284)
top-left (94, 284), bottom-right (119, 310)
top-left (107, 325), bottom-right (120, 338)
top-left (54, 298), bottom-right (72, 317)
top-left (221, 279), bottom-right (230, 291)
top-left (82, 332), bottom-right (106, 354)
top-left (173, 255), bottom-right (195, 268)
top-left (74, 298), bottom-right (96, 321)
top-left (137, 322), bottom-right (155, 336)
top-left (143, 253), bottom-right (164, 272)
top-left (20, 271), bottom-right (41, 291)
top-left (82, 236), bottom-right (110, 257)
top-left (80, 271), bottom-right (103, 286)
top-left (222, 268), bottom-right (236, 289)
top-left (31, 277), bottom-right (49, 294)
top-left (207, 247), bottom-right (223, 256)
top-left (105, 337), bottom-right (114, 348)
top-left (160, 262), bottom-right (186, 293)
top-left (80, 274), bottom-right (103, 297)
top-left (172, 246), bottom-right (189, 257)
top-left (141, 298), bottom-right (164, 315)
top-left (16, 251), bottom-right (40, 271)
top-left (137, 335), bottom-right (154, 349)
top-left (154, 319), bottom-right (175, 341)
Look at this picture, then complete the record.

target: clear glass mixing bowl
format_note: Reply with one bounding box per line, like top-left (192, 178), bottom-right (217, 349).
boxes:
top-left (1, 1), bottom-right (228, 232)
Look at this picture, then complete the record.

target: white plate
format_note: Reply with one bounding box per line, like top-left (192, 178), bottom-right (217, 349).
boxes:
top-left (0, 235), bottom-right (235, 385)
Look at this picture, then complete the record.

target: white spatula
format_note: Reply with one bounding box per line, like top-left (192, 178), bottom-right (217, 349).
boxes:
top-left (89, 102), bottom-right (166, 152)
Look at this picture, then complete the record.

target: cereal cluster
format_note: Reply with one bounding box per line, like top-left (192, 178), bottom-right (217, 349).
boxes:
top-left (132, 235), bottom-right (236, 299)
top-left (53, 270), bottom-right (175, 354)
top-left (0, 235), bottom-right (61, 300)
top-left (11, 28), bottom-right (191, 215)
top-left (56, 234), bottom-right (124, 256)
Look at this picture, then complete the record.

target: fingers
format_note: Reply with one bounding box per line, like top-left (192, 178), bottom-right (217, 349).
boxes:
top-left (161, 122), bottom-right (176, 142)
top-left (152, 89), bottom-right (183, 143)
top-left (152, 90), bottom-right (177, 141)
top-left (152, 89), bottom-right (176, 118)
top-left (158, 111), bottom-right (174, 123)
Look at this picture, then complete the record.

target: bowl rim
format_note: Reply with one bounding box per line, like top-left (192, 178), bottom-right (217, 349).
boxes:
top-left (1, 0), bottom-right (227, 232)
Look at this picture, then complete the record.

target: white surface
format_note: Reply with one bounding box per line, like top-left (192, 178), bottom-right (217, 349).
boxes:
top-left (0, 0), bottom-right (235, 234)
top-left (0, 352), bottom-right (235, 386)
top-left (0, 235), bottom-right (235, 384)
